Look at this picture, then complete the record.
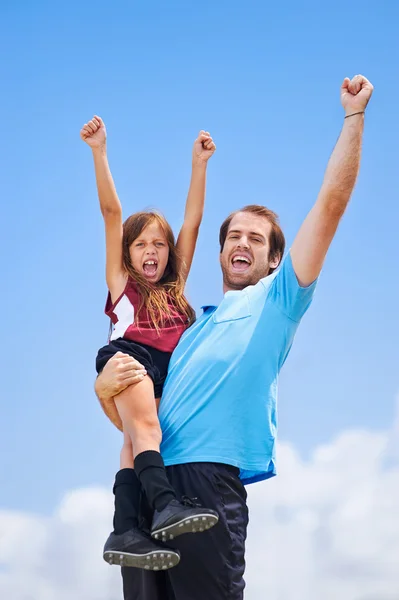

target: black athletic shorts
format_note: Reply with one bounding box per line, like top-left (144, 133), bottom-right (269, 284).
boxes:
top-left (121, 462), bottom-right (249, 600)
top-left (95, 338), bottom-right (172, 398)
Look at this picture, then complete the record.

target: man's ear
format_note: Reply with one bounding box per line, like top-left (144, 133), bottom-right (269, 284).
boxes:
top-left (270, 253), bottom-right (281, 269)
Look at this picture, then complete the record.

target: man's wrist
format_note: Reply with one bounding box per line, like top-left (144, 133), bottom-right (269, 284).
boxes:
top-left (344, 110), bottom-right (365, 119)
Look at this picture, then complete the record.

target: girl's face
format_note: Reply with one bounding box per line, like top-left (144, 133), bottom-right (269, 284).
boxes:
top-left (129, 221), bottom-right (170, 283)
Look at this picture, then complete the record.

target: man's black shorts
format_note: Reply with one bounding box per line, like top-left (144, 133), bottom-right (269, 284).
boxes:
top-left (96, 338), bottom-right (172, 398)
top-left (122, 462), bottom-right (249, 600)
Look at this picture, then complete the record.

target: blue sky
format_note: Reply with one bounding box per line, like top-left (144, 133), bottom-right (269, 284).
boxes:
top-left (0, 0), bottom-right (398, 515)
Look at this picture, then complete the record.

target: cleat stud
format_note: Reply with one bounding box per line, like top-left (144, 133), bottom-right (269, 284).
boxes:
top-left (162, 565), bottom-right (167, 570)
top-left (147, 556), bottom-right (151, 560)
top-left (199, 527), bottom-right (204, 532)
top-left (160, 554), bottom-right (164, 558)
top-left (169, 534), bottom-right (174, 540)
top-left (154, 566), bottom-right (159, 571)
top-left (169, 562), bottom-right (174, 567)
top-left (179, 523), bottom-right (184, 528)
top-left (154, 533), bottom-right (159, 539)
top-left (202, 517), bottom-right (207, 521)
top-left (194, 518), bottom-right (199, 522)
top-left (185, 520), bottom-right (190, 525)
top-left (145, 565), bottom-right (150, 570)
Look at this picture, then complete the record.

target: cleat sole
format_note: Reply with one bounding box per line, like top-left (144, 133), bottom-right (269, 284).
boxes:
top-left (103, 549), bottom-right (180, 571)
top-left (151, 513), bottom-right (219, 541)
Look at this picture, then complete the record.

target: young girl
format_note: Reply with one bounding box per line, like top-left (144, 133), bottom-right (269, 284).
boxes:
top-left (81, 116), bottom-right (217, 571)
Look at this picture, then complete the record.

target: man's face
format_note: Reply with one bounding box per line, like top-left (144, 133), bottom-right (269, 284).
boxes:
top-left (220, 212), bottom-right (280, 292)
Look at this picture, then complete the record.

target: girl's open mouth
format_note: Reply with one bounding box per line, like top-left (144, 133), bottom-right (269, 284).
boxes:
top-left (143, 260), bottom-right (158, 277)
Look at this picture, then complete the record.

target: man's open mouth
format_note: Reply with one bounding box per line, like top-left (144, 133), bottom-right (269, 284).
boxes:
top-left (231, 254), bottom-right (252, 272)
top-left (143, 260), bottom-right (158, 277)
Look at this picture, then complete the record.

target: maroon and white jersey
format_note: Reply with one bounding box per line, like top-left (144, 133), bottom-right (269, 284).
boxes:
top-left (105, 278), bottom-right (189, 353)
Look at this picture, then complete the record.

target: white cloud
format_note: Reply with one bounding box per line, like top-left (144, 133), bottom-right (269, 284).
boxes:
top-left (245, 429), bottom-right (399, 600)
top-left (0, 488), bottom-right (122, 600)
top-left (1, 428), bottom-right (399, 600)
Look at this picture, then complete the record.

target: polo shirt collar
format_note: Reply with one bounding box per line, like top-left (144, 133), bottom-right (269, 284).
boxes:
top-left (201, 304), bottom-right (217, 312)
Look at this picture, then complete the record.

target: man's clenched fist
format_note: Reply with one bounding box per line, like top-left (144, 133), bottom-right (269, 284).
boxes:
top-left (341, 75), bottom-right (374, 116)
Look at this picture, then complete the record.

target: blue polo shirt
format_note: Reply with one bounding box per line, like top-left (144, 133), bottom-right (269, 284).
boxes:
top-left (158, 252), bottom-right (317, 485)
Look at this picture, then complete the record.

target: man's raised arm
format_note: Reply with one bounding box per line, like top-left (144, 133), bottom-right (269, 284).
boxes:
top-left (291, 74), bottom-right (374, 287)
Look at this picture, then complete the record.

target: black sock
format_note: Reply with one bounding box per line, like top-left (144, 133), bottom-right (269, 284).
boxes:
top-left (134, 451), bottom-right (176, 511)
top-left (112, 468), bottom-right (141, 534)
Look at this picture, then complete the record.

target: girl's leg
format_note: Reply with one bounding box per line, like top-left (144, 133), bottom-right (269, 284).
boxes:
top-left (113, 377), bottom-right (219, 543)
top-left (120, 398), bottom-right (160, 466)
top-left (120, 429), bottom-right (134, 469)
top-left (115, 376), bottom-right (161, 457)
top-left (112, 396), bottom-right (164, 536)
top-left (114, 376), bottom-right (176, 512)
top-left (104, 423), bottom-right (181, 570)
top-left (112, 430), bottom-right (139, 534)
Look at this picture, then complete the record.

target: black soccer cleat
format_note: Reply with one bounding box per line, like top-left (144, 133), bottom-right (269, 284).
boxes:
top-left (151, 496), bottom-right (219, 542)
top-left (103, 528), bottom-right (180, 570)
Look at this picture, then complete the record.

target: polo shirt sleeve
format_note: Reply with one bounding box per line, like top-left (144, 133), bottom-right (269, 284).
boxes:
top-left (265, 251), bottom-right (318, 322)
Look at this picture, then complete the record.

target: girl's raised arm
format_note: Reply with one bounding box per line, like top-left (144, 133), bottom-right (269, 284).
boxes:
top-left (176, 130), bottom-right (216, 282)
top-left (81, 116), bottom-right (126, 301)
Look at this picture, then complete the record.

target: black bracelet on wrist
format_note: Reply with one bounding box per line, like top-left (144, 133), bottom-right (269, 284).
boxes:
top-left (345, 111), bottom-right (365, 119)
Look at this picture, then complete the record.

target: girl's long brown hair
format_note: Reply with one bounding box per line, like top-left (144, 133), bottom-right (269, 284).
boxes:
top-left (122, 211), bottom-right (195, 331)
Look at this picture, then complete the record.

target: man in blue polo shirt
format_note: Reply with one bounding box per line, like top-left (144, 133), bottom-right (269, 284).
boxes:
top-left (95, 74), bottom-right (373, 599)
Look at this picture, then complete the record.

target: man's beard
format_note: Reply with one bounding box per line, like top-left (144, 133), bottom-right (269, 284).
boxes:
top-left (221, 260), bottom-right (270, 291)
